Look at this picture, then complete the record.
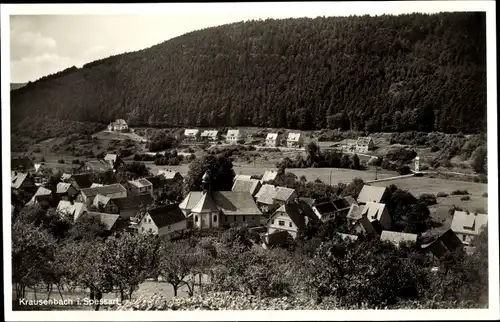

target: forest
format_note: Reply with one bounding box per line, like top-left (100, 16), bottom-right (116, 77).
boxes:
top-left (11, 12), bottom-right (486, 144)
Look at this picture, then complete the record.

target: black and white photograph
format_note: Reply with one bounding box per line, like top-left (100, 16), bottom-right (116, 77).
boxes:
top-left (2, 1), bottom-right (498, 321)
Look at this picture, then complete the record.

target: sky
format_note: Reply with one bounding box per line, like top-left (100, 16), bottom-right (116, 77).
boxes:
top-left (6, 2), bottom-right (490, 83)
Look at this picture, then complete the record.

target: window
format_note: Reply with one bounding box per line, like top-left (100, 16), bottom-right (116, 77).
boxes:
top-left (148, 228), bottom-right (152, 233)
top-left (462, 235), bottom-right (467, 241)
top-left (278, 220), bottom-right (285, 226)
top-left (168, 225), bottom-right (171, 230)
top-left (195, 215), bottom-right (198, 222)
top-left (243, 216), bottom-right (246, 222)
top-left (289, 222), bottom-right (293, 228)
top-left (213, 215), bottom-right (217, 222)
top-left (141, 227), bottom-right (145, 232)
top-left (272, 220), bottom-right (275, 224)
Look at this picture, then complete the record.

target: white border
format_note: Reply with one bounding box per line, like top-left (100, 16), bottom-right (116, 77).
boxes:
top-left (2, 1), bottom-right (498, 321)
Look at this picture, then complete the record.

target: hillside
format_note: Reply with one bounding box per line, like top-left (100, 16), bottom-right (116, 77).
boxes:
top-left (11, 13), bottom-right (486, 141)
top-left (10, 83), bottom-right (27, 91)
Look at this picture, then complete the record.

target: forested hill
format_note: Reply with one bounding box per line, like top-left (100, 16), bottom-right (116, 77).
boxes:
top-left (11, 12), bottom-right (486, 134)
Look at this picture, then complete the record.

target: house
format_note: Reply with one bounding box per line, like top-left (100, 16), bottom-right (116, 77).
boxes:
top-left (226, 129), bottom-right (244, 144)
top-left (254, 184), bottom-right (297, 213)
top-left (56, 200), bottom-right (88, 222)
top-left (356, 137), bottom-right (374, 153)
top-left (234, 174), bottom-right (252, 182)
top-left (266, 203), bottom-right (309, 239)
top-left (91, 194), bottom-right (119, 214)
top-left (184, 129), bottom-right (200, 142)
top-left (357, 185), bottom-right (388, 204)
top-left (311, 197), bottom-right (352, 222)
top-left (287, 132), bottom-right (304, 148)
top-left (450, 211), bottom-right (488, 246)
top-left (138, 204), bottom-right (187, 238)
top-left (83, 211), bottom-right (121, 232)
top-left (128, 178), bottom-right (153, 196)
top-left (61, 173), bottom-right (72, 182)
top-left (84, 160), bottom-right (114, 172)
top-left (380, 230), bottom-right (419, 247)
top-left (11, 171), bottom-right (36, 191)
top-left (200, 130), bottom-right (219, 142)
top-left (265, 133), bottom-right (280, 147)
top-left (337, 233), bottom-right (359, 242)
top-left (261, 170), bottom-right (278, 183)
top-left (104, 153), bottom-right (123, 169)
top-left (78, 183), bottom-right (127, 205)
top-left (108, 119), bottom-right (128, 132)
top-left (421, 229), bottom-right (463, 259)
top-left (232, 178), bottom-right (262, 198)
top-left (114, 194), bottom-right (155, 219)
top-left (26, 186), bottom-right (53, 207)
top-left (56, 182), bottom-right (78, 199)
top-left (347, 202), bottom-right (391, 232)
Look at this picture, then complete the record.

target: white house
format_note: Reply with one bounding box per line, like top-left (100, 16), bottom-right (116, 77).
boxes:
top-left (265, 133), bottom-right (280, 147)
top-left (380, 231), bottom-right (419, 247)
top-left (226, 129), bottom-right (244, 144)
top-left (78, 183), bottom-right (128, 205)
top-left (108, 119), bottom-right (128, 132)
top-left (138, 204), bottom-right (187, 237)
top-left (266, 203), bottom-right (308, 239)
top-left (128, 178), bottom-right (153, 196)
top-left (184, 129), bottom-right (200, 142)
top-left (357, 185), bottom-right (388, 204)
top-left (287, 132), bottom-right (304, 148)
top-left (450, 211), bottom-right (488, 246)
top-left (200, 130), bottom-right (219, 142)
top-left (56, 200), bottom-right (88, 222)
top-left (347, 202), bottom-right (392, 233)
top-left (356, 137), bottom-right (374, 153)
top-left (261, 170), bottom-right (278, 183)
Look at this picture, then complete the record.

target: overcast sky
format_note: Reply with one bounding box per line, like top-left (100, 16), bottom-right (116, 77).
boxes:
top-left (7, 2), bottom-right (488, 83)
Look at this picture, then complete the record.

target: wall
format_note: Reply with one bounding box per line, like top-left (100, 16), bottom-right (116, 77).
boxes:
top-left (139, 214), bottom-right (159, 235)
top-left (267, 211), bottom-right (299, 239)
top-left (222, 214), bottom-right (260, 227)
top-left (193, 211), bottom-right (220, 229)
top-left (158, 220), bottom-right (187, 237)
top-left (378, 208), bottom-right (392, 230)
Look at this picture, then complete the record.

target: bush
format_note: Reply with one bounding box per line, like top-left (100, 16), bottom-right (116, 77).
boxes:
top-left (482, 192), bottom-right (488, 197)
top-left (451, 190), bottom-right (469, 195)
top-left (397, 165), bottom-right (412, 175)
top-left (436, 192), bottom-right (449, 198)
top-left (419, 193), bottom-right (437, 206)
top-left (71, 159), bottom-right (80, 164)
top-left (430, 145), bottom-right (440, 152)
top-left (57, 159), bottom-right (65, 164)
top-left (460, 196), bottom-right (471, 201)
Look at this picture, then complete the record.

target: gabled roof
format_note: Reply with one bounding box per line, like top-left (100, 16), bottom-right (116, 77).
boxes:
top-left (234, 174), bottom-right (252, 182)
top-left (114, 119), bottom-right (127, 125)
top-left (343, 195), bottom-right (358, 206)
top-left (90, 183), bottom-right (104, 188)
top-left (271, 203), bottom-right (307, 230)
top-left (337, 233), bottom-right (359, 242)
top-left (81, 183), bottom-right (127, 199)
top-left (26, 186), bottom-right (52, 206)
top-left (313, 200), bottom-right (337, 215)
top-left (261, 170), bottom-right (278, 182)
top-left (255, 184), bottom-right (278, 205)
top-left (56, 182), bottom-right (73, 194)
top-left (104, 154), bottom-right (118, 162)
top-left (146, 204), bottom-right (186, 228)
top-left (56, 200), bottom-right (87, 218)
top-left (361, 202), bottom-right (387, 222)
top-left (70, 173), bottom-right (94, 189)
top-left (85, 160), bottom-right (113, 172)
top-left (299, 197), bottom-right (316, 207)
top-left (347, 204), bottom-right (365, 221)
top-left (129, 178), bottom-right (153, 188)
top-left (184, 129), bottom-right (199, 136)
top-left (227, 129), bottom-right (242, 137)
top-left (211, 191), bottom-right (262, 216)
top-left (380, 230), bottom-right (418, 246)
top-left (265, 133), bottom-right (279, 140)
top-left (287, 132), bottom-right (302, 142)
top-left (158, 169), bottom-right (182, 180)
top-left (93, 194), bottom-right (112, 208)
top-left (357, 185), bottom-right (387, 204)
top-left (273, 186), bottom-right (296, 202)
top-left (451, 211), bottom-right (488, 236)
top-left (85, 212), bottom-right (120, 230)
top-left (179, 191), bottom-right (205, 210)
top-left (232, 178), bottom-right (262, 196)
top-left (191, 192), bottom-right (219, 213)
top-left (201, 130), bottom-right (219, 137)
top-left (332, 197), bottom-right (351, 211)
top-left (356, 136), bottom-right (373, 146)
top-left (61, 173), bottom-right (72, 182)
top-left (114, 194), bottom-right (154, 210)
top-left (11, 172), bottom-right (28, 189)
top-left (421, 229), bottom-right (463, 257)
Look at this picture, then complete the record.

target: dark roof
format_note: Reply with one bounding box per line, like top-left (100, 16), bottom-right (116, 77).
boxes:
top-left (11, 156), bottom-right (34, 171)
top-left (314, 201), bottom-right (337, 215)
top-left (298, 197), bottom-right (316, 207)
top-left (421, 229), bottom-right (463, 258)
top-left (147, 204), bottom-right (186, 228)
top-left (332, 198), bottom-right (350, 210)
top-left (114, 194), bottom-right (154, 210)
top-left (211, 191), bottom-right (262, 216)
top-left (70, 173), bottom-right (94, 189)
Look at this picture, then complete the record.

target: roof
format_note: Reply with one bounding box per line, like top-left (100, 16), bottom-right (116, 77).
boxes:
top-left (451, 211), bottom-right (488, 236)
top-left (11, 172), bottom-right (28, 189)
top-left (56, 182), bottom-right (73, 194)
top-left (211, 191), bottom-right (262, 216)
top-left (70, 173), bottom-right (94, 189)
top-left (356, 136), bottom-right (373, 146)
top-left (93, 194), bottom-right (112, 208)
top-left (191, 192), bottom-right (219, 213)
top-left (56, 201), bottom-right (87, 217)
top-left (299, 197), bottom-right (316, 207)
top-left (129, 178), bottom-right (153, 188)
top-left (343, 196), bottom-right (357, 206)
top-left (81, 183), bottom-right (127, 198)
top-left (85, 160), bottom-right (113, 172)
top-left (26, 186), bottom-right (53, 206)
top-left (261, 170), bottom-right (278, 182)
top-left (114, 194), bottom-right (154, 210)
top-left (344, 139), bottom-right (358, 145)
top-left (179, 191), bottom-right (205, 210)
top-left (361, 202), bottom-right (387, 222)
top-left (232, 179), bottom-right (262, 196)
top-left (201, 130), bottom-right (219, 137)
top-left (272, 203), bottom-right (307, 230)
top-left (85, 212), bottom-right (120, 230)
top-left (337, 233), bottom-right (359, 242)
top-left (114, 119), bottom-right (127, 125)
top-left (287, 132), bottom-right (302, 142)
top-left (357, 185), bottom-right (387, 204)
top-left (274, 186), bottom-right (296, 202)
top-left (158, 169), bottom-right (182, 180)
top-left (314, 200), bottom-right (337, 215)
top-left (347, 204), bottom-right (365, 221)
top-left (332, 197), bottom-right (351, 211)
top-left (184, 129), bottom-right (199, 136)
top-left (91, 183), bottom-right (104, 188)
top-left (421, 229), bottom-right (463, 257)
top-left (104, 154), bottom-right (118, 162)
top-left (146, 204), bottom-right (186, 228)
top-left (234, 174), bottom-right (252, 182)
top-left (61, 173), bottom-right (72, 181)
top-left (381, 231), bottom-right (418, 246)
top-left (226, 129), bottom-right (242, 137)
top-left (255, 184), bottom-right (278, 205)
top-left (266, 133), bottom-right (279, 140)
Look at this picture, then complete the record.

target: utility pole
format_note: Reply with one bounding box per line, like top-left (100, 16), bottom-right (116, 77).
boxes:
top-left (329, 170), bottom-right (332, 186)
top-left (375, 166), bottom-right (378, 181)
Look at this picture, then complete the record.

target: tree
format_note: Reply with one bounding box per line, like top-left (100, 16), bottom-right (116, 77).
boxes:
top-left (339, 178), bottom-right (364, 199)
top-left (120, 161), bottom-right (151, 179)
top-left (67, 215), bottom-right (109, 241)
top-left (350, 154), bottom-right (361, 170)
top-left (471, 145), bottom-right (487, 174)
top-left (185, 154), bottom-right (235, 191)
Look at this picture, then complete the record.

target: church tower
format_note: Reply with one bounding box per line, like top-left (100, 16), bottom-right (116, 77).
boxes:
top-left (201, 170), bottom-right (212, 193)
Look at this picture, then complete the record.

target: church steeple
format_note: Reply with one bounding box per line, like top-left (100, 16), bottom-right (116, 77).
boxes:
top-left (202, 170), bottom-right (211, 193)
